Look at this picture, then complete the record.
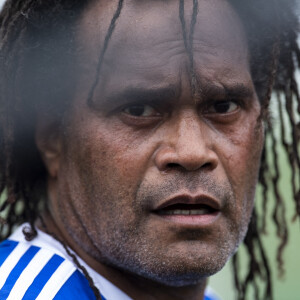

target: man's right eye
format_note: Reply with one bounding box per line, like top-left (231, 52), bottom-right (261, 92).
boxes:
top-left (122, 104), bottom-right (159, 117)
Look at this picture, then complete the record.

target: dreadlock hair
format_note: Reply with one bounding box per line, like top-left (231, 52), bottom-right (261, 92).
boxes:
top-left (0, 1), bottom-right (299, 300)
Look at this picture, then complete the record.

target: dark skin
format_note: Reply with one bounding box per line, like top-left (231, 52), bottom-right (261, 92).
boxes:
top-left (36, 0), bottom-right (264, 299)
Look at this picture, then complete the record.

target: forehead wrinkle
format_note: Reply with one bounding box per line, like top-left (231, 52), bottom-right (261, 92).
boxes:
top-left (192, 48), bottom-right (252, 83)
top-left (91, 59), bottom-right (185, 108)
top-left (76, 0), bottom-right (251, 109)
top-left (103, 40), bottom-right (187, 72)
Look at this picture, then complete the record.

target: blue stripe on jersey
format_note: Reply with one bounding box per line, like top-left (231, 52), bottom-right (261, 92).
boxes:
top-left (53, 269), bottom-right (99, 300)
top-left (0, 245), bottom-right (39, 298)
top-left (0, 240), bottom-right (18, 268)
top-left (204, 295), bottom-right (219, 300)
top-left (22, 254), bottom-right (65, 300)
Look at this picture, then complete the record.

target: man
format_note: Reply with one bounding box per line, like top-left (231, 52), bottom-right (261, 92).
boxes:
top-left (0, 0), bottom-right (299, 299)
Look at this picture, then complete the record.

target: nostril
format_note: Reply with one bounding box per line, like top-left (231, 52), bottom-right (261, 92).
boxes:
top-left (167, 163), bottom-right (181, 169)
top-left (202, 162), bottom-right (213, 169)
top-left (166, 161), bottom-right (213, 171)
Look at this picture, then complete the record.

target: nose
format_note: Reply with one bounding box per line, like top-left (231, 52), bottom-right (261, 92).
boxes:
top-left (155, 110), bottom-right (218, 172)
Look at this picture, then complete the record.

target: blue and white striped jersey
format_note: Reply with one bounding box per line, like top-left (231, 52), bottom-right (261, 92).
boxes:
top-left (0, 239), bottom-right (99, 299)
top-left (0, 225), bottom-right (129, 300)
top-left (0, 225), bottom-right (221, 300)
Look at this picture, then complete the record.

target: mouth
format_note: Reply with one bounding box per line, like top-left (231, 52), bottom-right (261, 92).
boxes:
top-left (156, 203), bottom-right (217, 216)
top-left (152, 195), bottom-right (221, 226)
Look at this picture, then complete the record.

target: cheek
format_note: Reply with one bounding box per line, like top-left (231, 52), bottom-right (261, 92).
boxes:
top-left (64, 119), bottom-right (156, 216)
top-left (69, 122), bottom-right (137, 178)
top-left (218, 118), bottom-right (264, 207)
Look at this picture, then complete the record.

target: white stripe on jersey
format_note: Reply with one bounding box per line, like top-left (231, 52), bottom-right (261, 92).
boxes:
top-left (6, 248), bottom-right (53, 300)
top-left (35, 259), bottom-right (76, 300)
top-left (0, 243), bottom-right (31, 289)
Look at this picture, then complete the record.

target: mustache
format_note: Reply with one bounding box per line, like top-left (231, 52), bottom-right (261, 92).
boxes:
top-left (136, 172), bottom-right (234, 210)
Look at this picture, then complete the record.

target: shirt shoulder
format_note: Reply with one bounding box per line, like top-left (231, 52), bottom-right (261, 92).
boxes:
top-left (0, 239), bottom-right (96, 300)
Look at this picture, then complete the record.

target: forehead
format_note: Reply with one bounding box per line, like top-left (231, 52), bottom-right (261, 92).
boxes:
top-left (76, 0), bottom-right (250, 98)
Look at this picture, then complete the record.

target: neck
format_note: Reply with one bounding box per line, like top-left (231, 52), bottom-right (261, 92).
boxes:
top-left (38, 210), bottom-right (207, 300)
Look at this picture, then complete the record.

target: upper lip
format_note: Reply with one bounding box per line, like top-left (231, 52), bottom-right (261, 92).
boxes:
top-left (153, 193), bottom-right (221, 211)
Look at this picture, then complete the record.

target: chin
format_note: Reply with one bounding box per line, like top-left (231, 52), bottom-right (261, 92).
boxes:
top-left (113, 251), bottom-right (231, 288)
top-left (134, 263), bottom-right (227, 287)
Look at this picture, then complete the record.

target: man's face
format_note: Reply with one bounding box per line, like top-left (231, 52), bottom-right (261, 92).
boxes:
top-left (47, 0), bottom-right (263, 286)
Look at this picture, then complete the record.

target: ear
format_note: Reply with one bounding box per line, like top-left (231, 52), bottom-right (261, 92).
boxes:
top-left (35, 114), bottom-right (62, 179)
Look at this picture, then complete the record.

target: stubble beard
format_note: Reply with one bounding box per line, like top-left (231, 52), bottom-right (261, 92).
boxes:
top-left (82, 175), bottom-right (255, 287)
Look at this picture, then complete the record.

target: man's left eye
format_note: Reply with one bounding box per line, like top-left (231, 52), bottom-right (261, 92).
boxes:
top-left (122, 104), bottom-right (159, 117)
top-left (207, 100), bottom-right (239, 114)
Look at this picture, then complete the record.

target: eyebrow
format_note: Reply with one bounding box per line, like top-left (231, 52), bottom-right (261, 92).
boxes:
top-left (104, 85), bottom-right (178, 105)
top-left (201, 82), bottom-right (254, 99)
top-left (101, 82), bottom-right (253, 107)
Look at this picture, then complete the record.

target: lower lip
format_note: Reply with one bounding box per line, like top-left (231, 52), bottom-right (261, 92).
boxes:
top-left (154, 211), bottom-right (220, 226)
